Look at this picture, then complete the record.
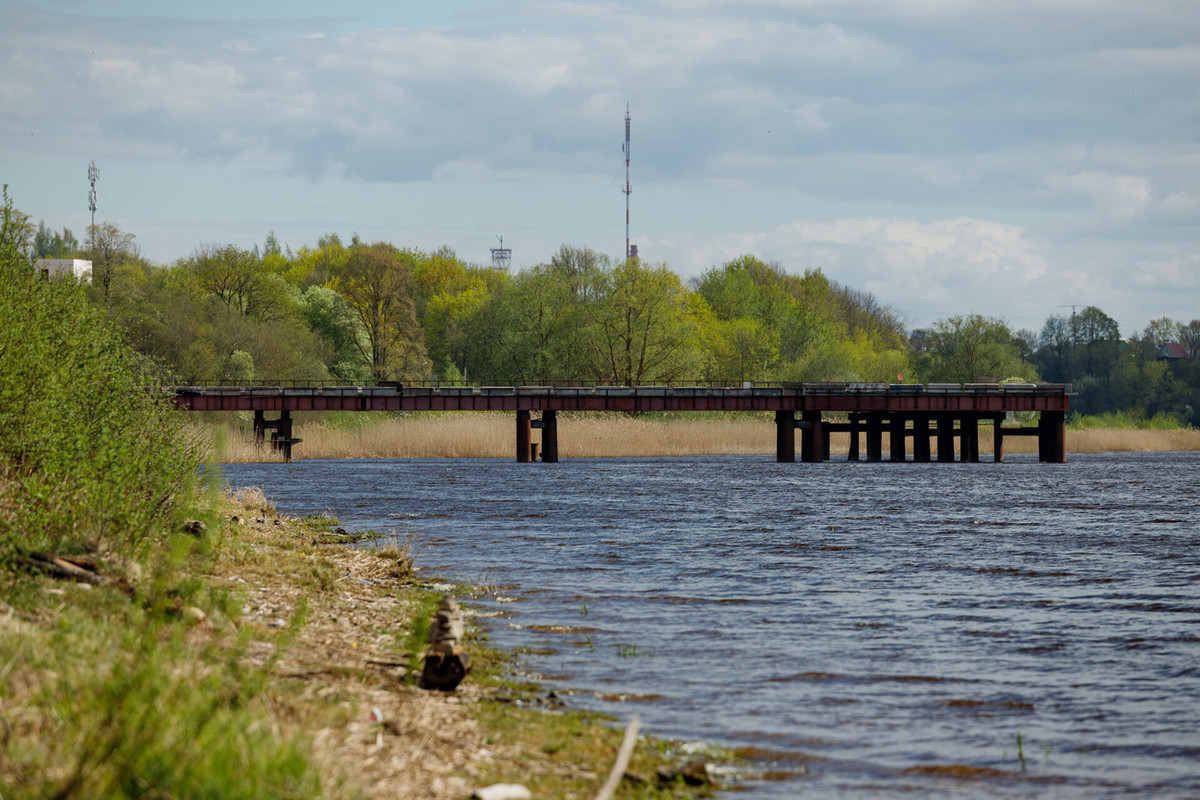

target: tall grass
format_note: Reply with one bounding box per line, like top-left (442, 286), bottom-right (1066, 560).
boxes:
top-left (212, 412), bottom-right (778, 461)
top-left (210, 412), bottom-right (1200, 461)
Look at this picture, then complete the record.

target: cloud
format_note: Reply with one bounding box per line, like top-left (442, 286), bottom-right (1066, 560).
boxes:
top-left (3, 0), bottom-right (1197, 332)
top-left (1048, 172), bottom-right (1154, 222)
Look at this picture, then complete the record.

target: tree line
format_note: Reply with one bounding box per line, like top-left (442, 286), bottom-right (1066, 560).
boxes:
top-left (14, 196), bottom-right (1200, 427)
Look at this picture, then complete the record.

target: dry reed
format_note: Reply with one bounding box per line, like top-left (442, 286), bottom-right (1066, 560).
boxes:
top-left (207, 414), bottom-right (1200, 462)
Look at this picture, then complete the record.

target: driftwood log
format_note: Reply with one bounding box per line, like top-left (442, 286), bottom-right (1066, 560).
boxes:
top-left (20, 552), bottom-right (134, 597)
top-left (420, 594), bottom-right (471, 691)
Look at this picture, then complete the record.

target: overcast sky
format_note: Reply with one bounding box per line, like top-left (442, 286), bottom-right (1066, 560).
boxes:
top-left (2, 1), bottom-right (1197, 334)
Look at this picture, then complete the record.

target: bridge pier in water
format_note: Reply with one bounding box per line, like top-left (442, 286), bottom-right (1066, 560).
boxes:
top-left (773, 409), bottom-right (1067, 463)
top-left (516, 410), bottom-right (559, 463)
top-left (253, 409), bottom-right (299, 462)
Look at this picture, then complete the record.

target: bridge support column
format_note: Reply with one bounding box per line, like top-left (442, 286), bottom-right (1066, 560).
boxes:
top-left (542, 410), bottom-right (559, 463)
top-left (936, 414), bottom-right (955, 462)
top-left (800, 411), bottom-right (825, 462)
top-left (775, 410), bottom-right (795, 462)
top-left (253, 409), bottom-right (298, 461)
top-left (1039, 410), bottom-right (1066, 463)
top-left (963, 415), bottom-right (980, 462)
top-left (889, 415), bottom-right (907, 462)
top-left (913, 415), bottom-right (931, 462)
top-left (865, 414), bottom-right (883, 462)
top-left (847, 415), bottom-right (860, 461)
top-left (516, 410), bottom-right (532, 462)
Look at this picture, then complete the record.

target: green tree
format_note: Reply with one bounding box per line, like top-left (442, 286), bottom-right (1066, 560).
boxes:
top-left (1036, 314), bottom-right (1073, 382)
top-left (1144, 317), bottom-right (1183, 346)
top-left (583, 259), bottom-right (698, 385)
top-left (694, 261), bottom-right (763, 321)
top-left (86, 221), bottom-right (138, 301)
top-left (0, 185), bottom-right (34, 262)
top-left (1072, 305), bottom-right (1121, 344)
top-left (492, 265), bottom-right (580, 384)
top-left (335, 243), bottom-right (427, 381)
top-left (1181, 319), bottom-right (1200, 359)
top-left (1070, 306), bottom-right (1122, 379)
top-left (34, 220), bottom-right (79, 258)
top-left (917, 314), bottom-right (1035, 383)
top-left (188, 244), bottom-right (292, 321)
top-left (549, 244), bottom-right (607, 302)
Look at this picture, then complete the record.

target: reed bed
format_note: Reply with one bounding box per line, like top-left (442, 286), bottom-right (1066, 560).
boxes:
top-left (207, 413), bottom-right (1200, 462)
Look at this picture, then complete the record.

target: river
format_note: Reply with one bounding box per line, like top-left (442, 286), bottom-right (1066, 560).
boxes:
top-left (222, 452), bottom-right (1200, 798)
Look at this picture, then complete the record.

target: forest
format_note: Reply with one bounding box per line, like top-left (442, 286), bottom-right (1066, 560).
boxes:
top-left (21, 202), bottom-right (1200, 428)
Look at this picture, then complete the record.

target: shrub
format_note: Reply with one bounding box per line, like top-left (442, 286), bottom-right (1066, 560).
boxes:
top-left (0, 189), bottom-right (203, 561)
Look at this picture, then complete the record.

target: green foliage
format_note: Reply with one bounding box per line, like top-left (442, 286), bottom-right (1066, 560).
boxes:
top-left (334, 243), bottom-right (429, 381)
top-left (85, 221), bottom-right (138, 301)
top-left (585, 259), bottom-right (699, 385)
top-left (34, 220), bottom-right (80, 258)
top-left (1068, 410), bottom-right (1187, 430)
top-left (0, 218), bottom-right (203, 558)
top-left (2, 190), bottom-right (327, 799)
top-left (914, 313), bottom-right (1037, 383)
top-left (301, 285), bottom-right (372, 382)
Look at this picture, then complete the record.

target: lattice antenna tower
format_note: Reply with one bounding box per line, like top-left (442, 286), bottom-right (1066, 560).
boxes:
top-left (490, 235), bottom-right (511, 270)
top-left (622, 104), bottom-right (632, 260)
top-left (87, 160), bottom-right (98, 229)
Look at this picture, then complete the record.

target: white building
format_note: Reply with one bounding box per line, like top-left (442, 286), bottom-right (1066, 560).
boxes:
top-left (36, 259), bottom-right (92, 283)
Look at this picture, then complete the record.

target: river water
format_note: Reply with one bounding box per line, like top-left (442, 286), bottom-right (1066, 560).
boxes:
top-left (222, 452), bottom-right (1200, 798)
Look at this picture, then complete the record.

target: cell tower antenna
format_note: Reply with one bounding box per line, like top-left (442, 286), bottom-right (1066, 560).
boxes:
top-left (87, 160), bottom-right (98, 229)
top-left (622, 104), bottom-right (632, 260)
top-left (490, 235), bottom-right (511, 270)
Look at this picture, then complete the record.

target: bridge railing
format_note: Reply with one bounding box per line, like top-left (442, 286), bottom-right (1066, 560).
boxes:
top-left (163, 381), bottom-right (1073, 397)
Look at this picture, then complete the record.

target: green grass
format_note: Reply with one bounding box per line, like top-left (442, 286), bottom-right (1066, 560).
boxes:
top-left (1068, 410), bottom-right (1189, 431)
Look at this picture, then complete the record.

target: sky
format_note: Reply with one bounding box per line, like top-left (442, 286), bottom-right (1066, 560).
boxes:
top-left (2, 1), bottom-right (1198, 335)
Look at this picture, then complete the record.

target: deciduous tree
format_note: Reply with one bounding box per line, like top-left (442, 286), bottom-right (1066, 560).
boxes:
top-left (918, 314), bottom-right (1035, 383)
top-left (335, 244), bottom-right (427, 381)
top-left (584, 259), bottom-right (698, 385)
top-left (86, 221), bottom-right (137, 301)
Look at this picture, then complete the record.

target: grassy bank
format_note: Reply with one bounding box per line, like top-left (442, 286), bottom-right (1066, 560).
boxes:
top-left (2, 488), bottom-right (722, 799)
top-left (209, 412), bottom-right (1200, 461)
top-left (0, 236), bottom-right (716, 798)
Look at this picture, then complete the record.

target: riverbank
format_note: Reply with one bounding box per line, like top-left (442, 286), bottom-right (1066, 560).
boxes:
top-left (207, 413), bottom-right (1200, 461)
top-left (0, 488), bottom-right (721, 799)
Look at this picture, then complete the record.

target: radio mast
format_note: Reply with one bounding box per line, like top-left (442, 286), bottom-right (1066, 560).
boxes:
top-left (88, 160), bottom-right (98, 229)
top-left (622, 104), bottom-right (633, 260)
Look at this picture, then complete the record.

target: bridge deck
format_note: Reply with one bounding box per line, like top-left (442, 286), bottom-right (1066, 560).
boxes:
top-left (171, 383), bottom-right (1070, 414)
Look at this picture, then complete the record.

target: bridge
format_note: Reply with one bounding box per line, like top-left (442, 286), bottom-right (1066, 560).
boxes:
top-left (171, 382), bottom-right (1071, 463)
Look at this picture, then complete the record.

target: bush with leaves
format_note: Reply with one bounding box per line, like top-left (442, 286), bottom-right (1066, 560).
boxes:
top-left (0, 187), bottom-right (203, 561)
